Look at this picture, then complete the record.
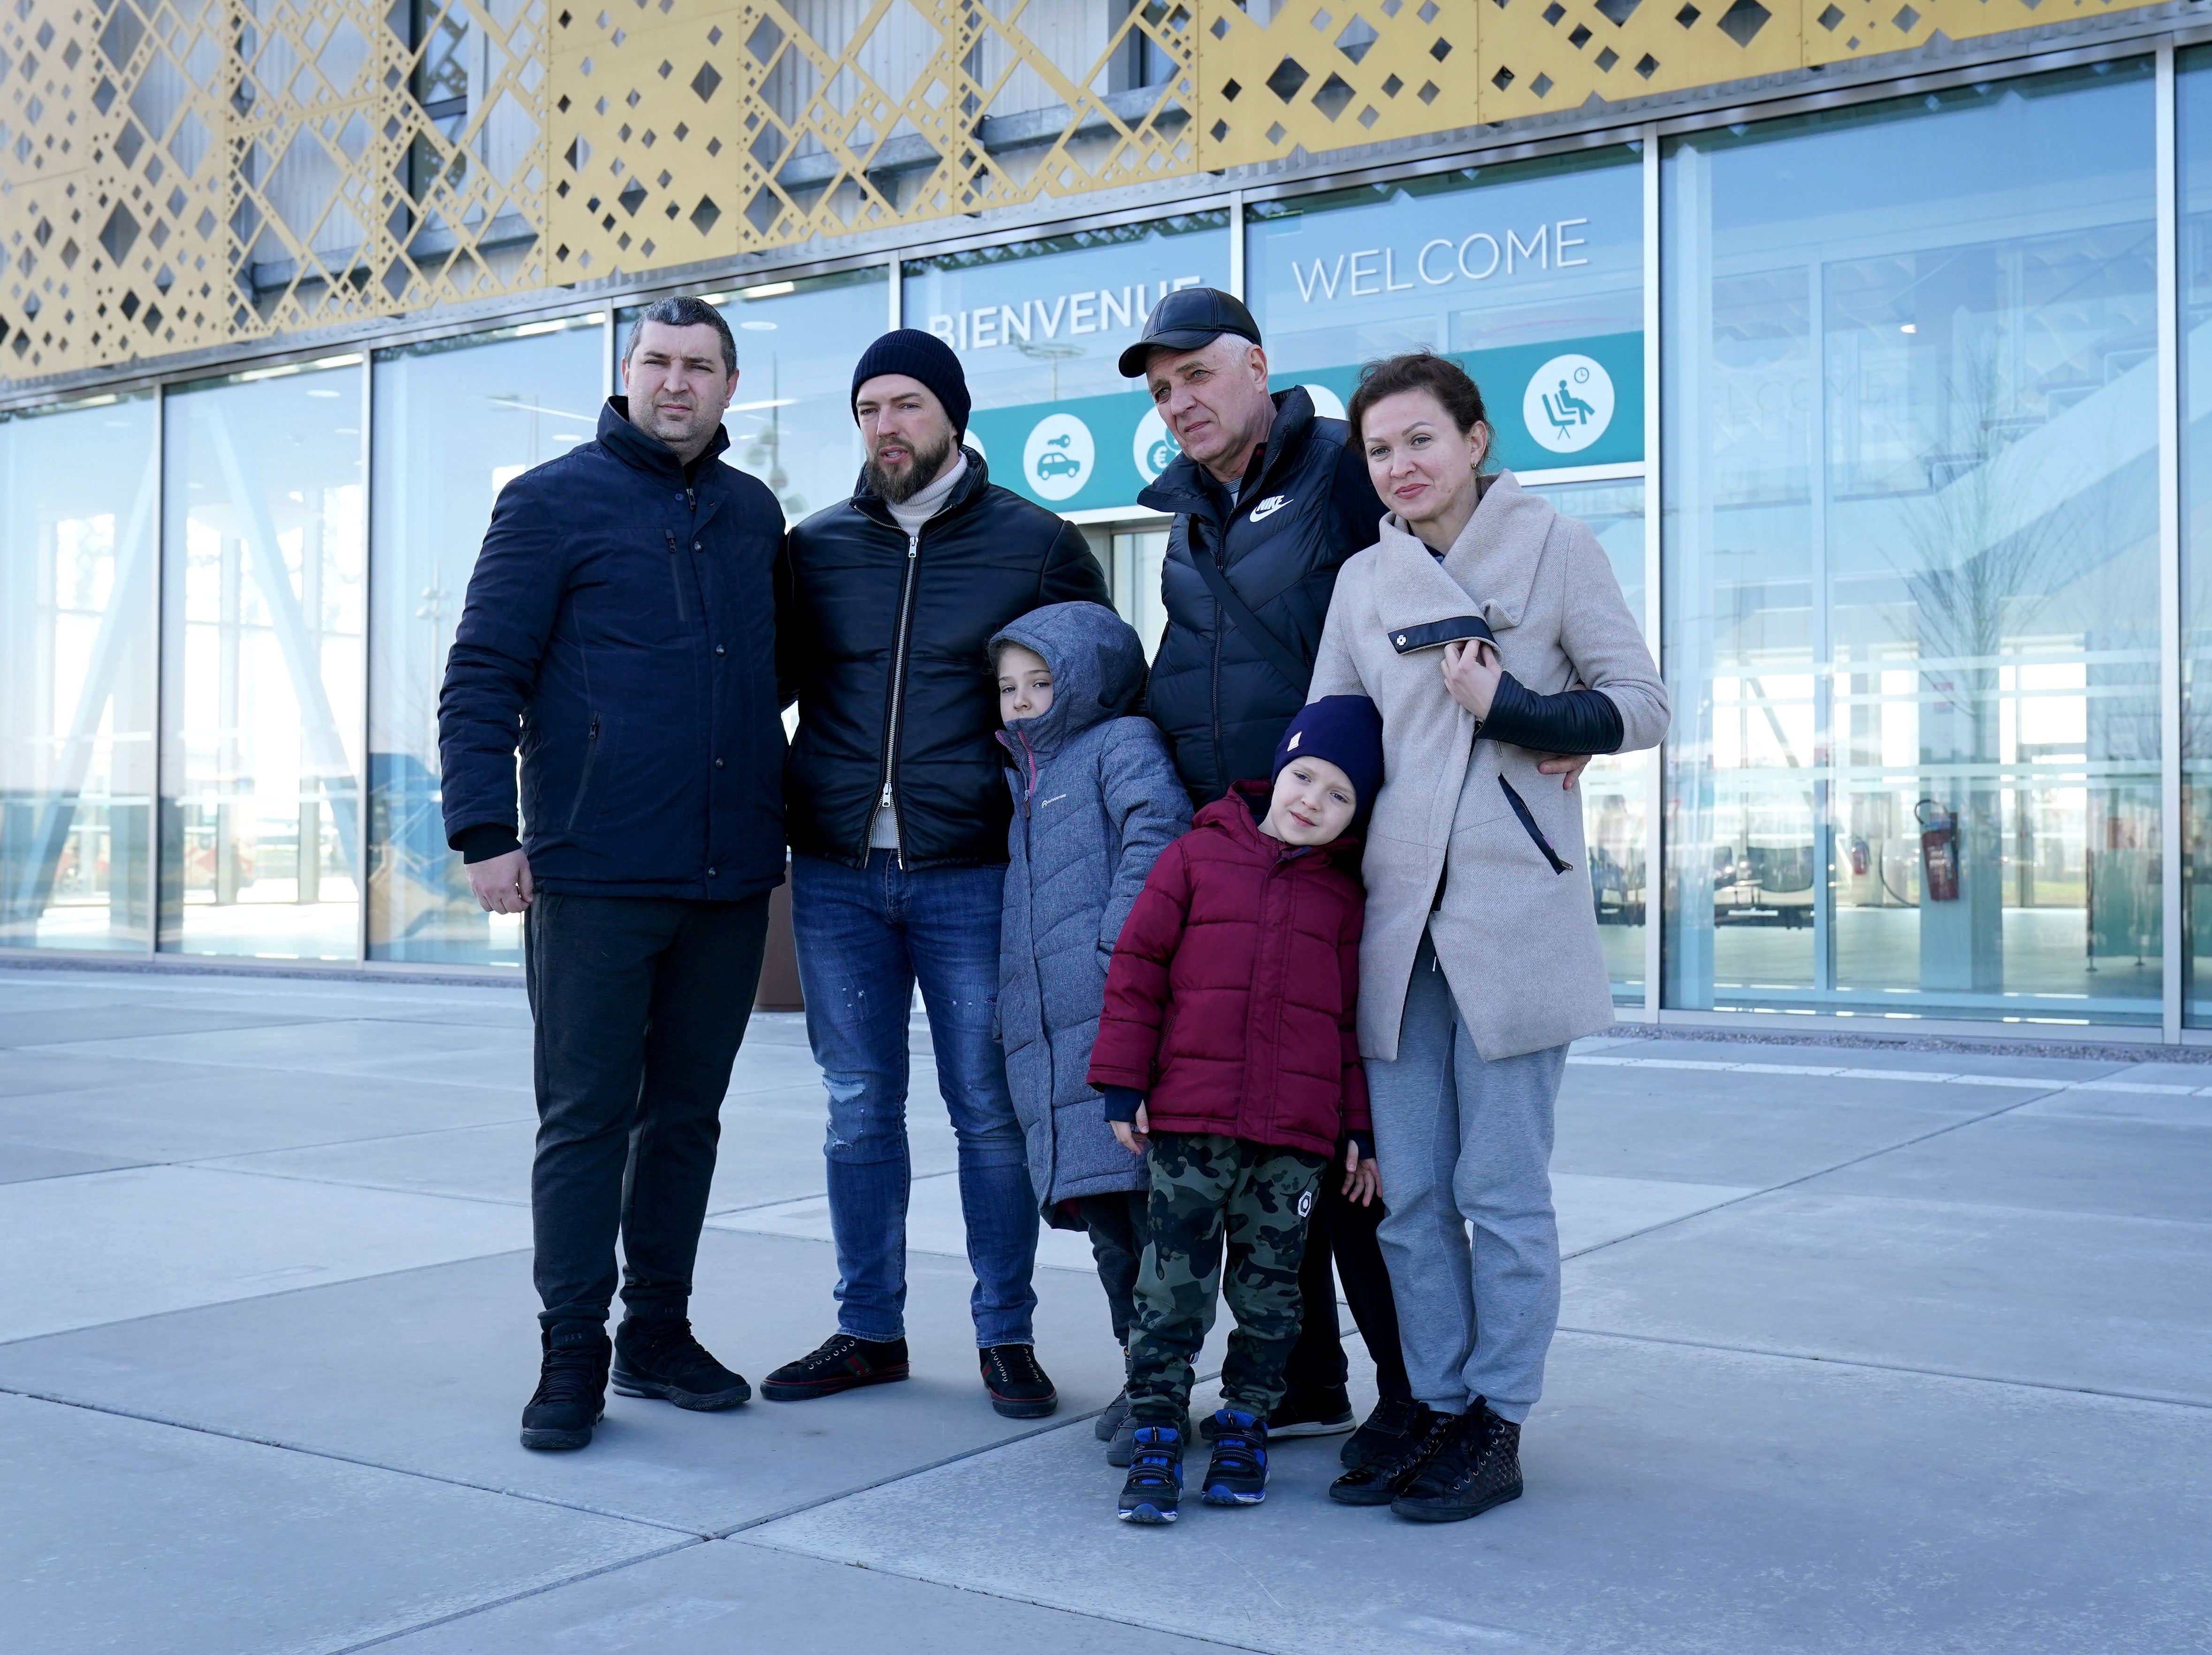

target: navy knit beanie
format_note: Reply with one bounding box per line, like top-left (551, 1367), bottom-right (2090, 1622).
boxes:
top-left (1274, 696), bottom-right (1386, 828)
top-left (851, 329), bottom-right (971, 439)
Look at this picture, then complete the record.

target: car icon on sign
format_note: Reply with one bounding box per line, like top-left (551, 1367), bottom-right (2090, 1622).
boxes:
top-left (1035, 436), bottom-right (1084, 480)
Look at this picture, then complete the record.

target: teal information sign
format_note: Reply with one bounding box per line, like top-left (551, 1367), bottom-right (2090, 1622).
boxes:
top-left (973, 330), bottom-right (1643, 513)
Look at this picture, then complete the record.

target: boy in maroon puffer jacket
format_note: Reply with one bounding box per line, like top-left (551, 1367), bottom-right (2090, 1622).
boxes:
top-left (1087, 695), bottom-right (1383, 1525)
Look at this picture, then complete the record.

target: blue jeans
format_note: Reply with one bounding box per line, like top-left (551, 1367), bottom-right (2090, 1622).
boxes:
top-left (791, 852), bottom-right (1039, 1347)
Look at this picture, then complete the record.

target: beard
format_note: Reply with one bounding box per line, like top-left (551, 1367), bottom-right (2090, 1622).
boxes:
top-left (866, 426), bottom-right (959, 505)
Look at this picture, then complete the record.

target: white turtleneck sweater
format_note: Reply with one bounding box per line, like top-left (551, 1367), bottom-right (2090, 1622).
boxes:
top-left (868, 452), bottom-right (969, 851)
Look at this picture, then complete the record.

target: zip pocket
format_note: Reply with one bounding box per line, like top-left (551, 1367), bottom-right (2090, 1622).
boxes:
top-left (567, 715), bottom-right (603, 830)
top-left (1497, 775), bottom-right (1571, 874)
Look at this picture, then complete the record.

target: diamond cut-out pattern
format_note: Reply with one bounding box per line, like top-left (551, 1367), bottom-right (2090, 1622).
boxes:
top-left (1, 0), bottom-right (548, 377)
top-left (548, 0), bottom-right (1197, 277)
top-left (0, 0), bottom-right (2179, 381)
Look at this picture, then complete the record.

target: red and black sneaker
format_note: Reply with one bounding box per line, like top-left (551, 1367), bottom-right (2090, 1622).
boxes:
top-left (979, 1342), bottom-right (1058, 1419)
top-left (760, 1332), bottom-right (909, 1402)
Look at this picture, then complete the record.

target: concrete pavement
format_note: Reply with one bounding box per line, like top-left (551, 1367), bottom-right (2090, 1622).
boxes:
top-left (0, 964), bottom-right (2205, 1654)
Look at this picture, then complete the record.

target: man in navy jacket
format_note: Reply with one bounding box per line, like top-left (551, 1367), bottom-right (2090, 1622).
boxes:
top-left (438, 296), bottom-right (790, 1452)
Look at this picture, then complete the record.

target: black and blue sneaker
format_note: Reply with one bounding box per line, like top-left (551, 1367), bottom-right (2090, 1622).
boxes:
top-left (1199, 1408), bottom-right (1268, 1506)
top-left (1116, 1424), bottom-right (1184, 1524)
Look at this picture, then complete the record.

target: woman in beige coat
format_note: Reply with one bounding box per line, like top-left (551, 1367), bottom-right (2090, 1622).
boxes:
top-left (1312, 353), bottom-right (1667, 1523)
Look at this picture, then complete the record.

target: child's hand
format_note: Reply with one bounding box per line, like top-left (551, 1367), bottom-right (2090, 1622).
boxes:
top-left (1342, 1141), bottom-right (1381, 1205)
top-left (1112, 1103), bottom-right (1151, 1155)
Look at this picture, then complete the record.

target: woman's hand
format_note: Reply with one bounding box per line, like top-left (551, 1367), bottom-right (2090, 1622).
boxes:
top-left (1112, 1103), bottom-right (1151, 1155)
top-left (1441, 638), bottom-right (1503, 721)
top-left (1341, 1141), bottom-right (1381, 1205)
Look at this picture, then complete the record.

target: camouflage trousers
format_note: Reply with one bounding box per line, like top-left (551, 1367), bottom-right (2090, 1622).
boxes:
top-left (1126, 1131), bottom-right (1329, 1428)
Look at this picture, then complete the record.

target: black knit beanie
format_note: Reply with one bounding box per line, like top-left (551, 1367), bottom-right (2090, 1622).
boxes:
top-left (1273, 696), bottom-right (1386, 829)
top-left (850, 329), bottom-right (971, 439)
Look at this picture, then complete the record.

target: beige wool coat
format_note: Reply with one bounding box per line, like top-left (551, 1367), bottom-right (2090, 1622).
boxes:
top-left (1308, 471), bottom-right (1668, 1063)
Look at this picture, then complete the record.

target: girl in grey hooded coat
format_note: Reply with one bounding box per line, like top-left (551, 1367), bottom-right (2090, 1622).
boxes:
top-left (992, 601), bottom-right (1191, 1356)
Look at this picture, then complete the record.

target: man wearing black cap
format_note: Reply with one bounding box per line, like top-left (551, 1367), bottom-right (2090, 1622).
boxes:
top-left (767, 328), bottom-right (1110, 1418)
top-left (1120, 287), bottom-right (1425, 1466)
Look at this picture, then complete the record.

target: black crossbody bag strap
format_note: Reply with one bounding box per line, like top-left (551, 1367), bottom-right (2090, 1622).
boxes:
top-left (1190, 530), bottom-right (1311, 694)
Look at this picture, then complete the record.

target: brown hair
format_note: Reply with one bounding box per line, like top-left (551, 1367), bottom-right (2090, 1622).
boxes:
top-left (1347, 350), bottom-right (1491, 458)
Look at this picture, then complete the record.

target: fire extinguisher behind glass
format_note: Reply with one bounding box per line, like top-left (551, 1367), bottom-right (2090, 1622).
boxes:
top-left (1916, 798), bottom-right (1959, 903)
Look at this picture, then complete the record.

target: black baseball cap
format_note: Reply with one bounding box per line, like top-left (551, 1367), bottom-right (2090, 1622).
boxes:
top-left (1116, 287), bottom-right (1263, 378)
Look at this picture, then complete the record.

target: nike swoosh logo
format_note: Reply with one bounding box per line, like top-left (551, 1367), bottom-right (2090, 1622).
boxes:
top-left (1248, 495), bottom-right (1290, 522)
top-left (1039, 795), bottom-right (1066, 806)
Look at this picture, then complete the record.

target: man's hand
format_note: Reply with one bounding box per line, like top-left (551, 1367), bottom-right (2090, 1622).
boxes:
top-left (467, 848), bottom-right (534, 914)
top-left (1536, 753), bottom-right (1593, 790)
top-left (1341, 1141), bottom-right (1381, 1205)
top-left (1111, 1102), bottom-right (1151, 1155)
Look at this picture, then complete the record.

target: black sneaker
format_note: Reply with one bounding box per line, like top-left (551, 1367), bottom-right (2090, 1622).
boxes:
top-left (761, 1332), bottom-right (909, 1402)
top-left (1391, 1401), bottom-right (1523, 1523)
top-left (980, 1343), bottom-right (1058, 1418)
top-left (1341, 1395), bottom-right (1427, 1470)
top-left (611, 1313), bottom-right (750, 1410)
top-left (519, 1322), bottom-right (610, 1451)
top-left (1117, 1424), bottom-right (1184, 1524)
top-left (1094, 1387), bottom-right (1131, 1442)
top-left (1199, 1408), bottom-right (1269, 1506)
top-left (1106, 1410), bottom-right (1138, 1467)
top-left (1327, 1402), bottom-right (1452, 1505)
top-left (1268, 1383), bottom-right (1355, 1438)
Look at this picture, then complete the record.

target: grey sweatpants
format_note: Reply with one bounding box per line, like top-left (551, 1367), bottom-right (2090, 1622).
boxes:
top-left (1365, 931), bottom-right (1567, 1424)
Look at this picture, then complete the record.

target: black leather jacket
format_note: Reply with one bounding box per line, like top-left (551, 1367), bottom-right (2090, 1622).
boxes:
top-left (1139, 388), bottom-right (1386, 808)
top-left (782, 451), bottom-right (1110, 868)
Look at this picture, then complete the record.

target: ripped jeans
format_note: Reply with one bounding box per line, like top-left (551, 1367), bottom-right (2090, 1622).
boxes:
top-left (791, 851), bottom-right (1039, 1348)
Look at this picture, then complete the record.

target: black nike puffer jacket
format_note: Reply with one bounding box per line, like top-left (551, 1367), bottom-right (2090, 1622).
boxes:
top-left (783, 451), bottom-right (1110, 868)
top-left (1139, 388), bottom-right (1387, 810)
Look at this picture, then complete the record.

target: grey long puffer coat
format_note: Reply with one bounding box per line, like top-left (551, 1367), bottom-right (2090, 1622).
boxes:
top-left (992, 601), bottom-right (1191, 1224)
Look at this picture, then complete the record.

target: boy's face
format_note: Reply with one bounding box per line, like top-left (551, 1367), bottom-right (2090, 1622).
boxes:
top-left (997, 643), bottom-right (1054, 724)
top-left (1264, 755), bottom-right (1358, 846)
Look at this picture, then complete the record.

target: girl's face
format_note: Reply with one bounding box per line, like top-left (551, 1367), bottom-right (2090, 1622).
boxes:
top-left (997, 643), bottom-right (1054, 724)
top-left (1265, 755), bottom-right (1358, 847)
top-left (1360, 389), bottom-right (1488, 533)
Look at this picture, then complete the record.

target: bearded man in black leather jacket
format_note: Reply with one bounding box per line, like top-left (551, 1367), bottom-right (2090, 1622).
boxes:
top-left (764, 329), bottom-right (1110, 1419)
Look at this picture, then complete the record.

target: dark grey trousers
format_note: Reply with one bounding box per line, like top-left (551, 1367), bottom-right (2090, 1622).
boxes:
top-left (524, 890), bottom-right (770, 1328)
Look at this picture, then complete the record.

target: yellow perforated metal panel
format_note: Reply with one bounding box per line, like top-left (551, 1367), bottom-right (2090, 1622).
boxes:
top-left (1193, 1), bottom-right (1480, 169)
top-left (1803, 0), bottom-right (2152, 65)
top-left (0, 0), bottom-right (2179, 382)
top-left (1479, 0), bottom-right (1801, 123)
top-left (3, 0), bottom-right (548, 377)
top-left (544, 0), bottom-right (1194, 280)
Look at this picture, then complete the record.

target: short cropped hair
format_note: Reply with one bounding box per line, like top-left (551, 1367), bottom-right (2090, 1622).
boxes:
top-left (1347, 350), bottom-right (1491, 452)
top-left (623, 295), bottom-right (737, 377)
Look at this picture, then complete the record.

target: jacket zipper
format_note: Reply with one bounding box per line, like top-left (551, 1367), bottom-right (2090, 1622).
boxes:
top-left (876, 524), bottom-right (924, 868)
top-left (1204, 516), bottom-right (1226, 800)
top-left (1498, 775), bottom-right (1573, 874)
top-left (567, 715), bottom-right (602, 830)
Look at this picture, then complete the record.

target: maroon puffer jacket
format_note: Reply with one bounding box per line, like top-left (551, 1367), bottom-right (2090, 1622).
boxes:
top-left (1087, 782), bottom-right (1369, 1157)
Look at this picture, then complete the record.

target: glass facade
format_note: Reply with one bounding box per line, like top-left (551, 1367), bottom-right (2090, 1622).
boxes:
top-left (1664, 64), bottom-right (2161, 1027)
top-left (621, 268), bottom-right (890, 528)
top-left (903, 215), bottom-right (1232, 511)
top-left (6, 47), bottom-right (2212, 1042)
top-left (2182, 48), bottom-right (2212, 1027)
top-left (0, 392), bottom-right (160, 950)
top-left (160, 359), bottom-right (369, 960)
top-left (1248, 148), bottom-right (1644, 472)
top-left (1523, 477), bottom-right (1649, 1006)
top-left (368, 316), bottom-right (604, 966)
